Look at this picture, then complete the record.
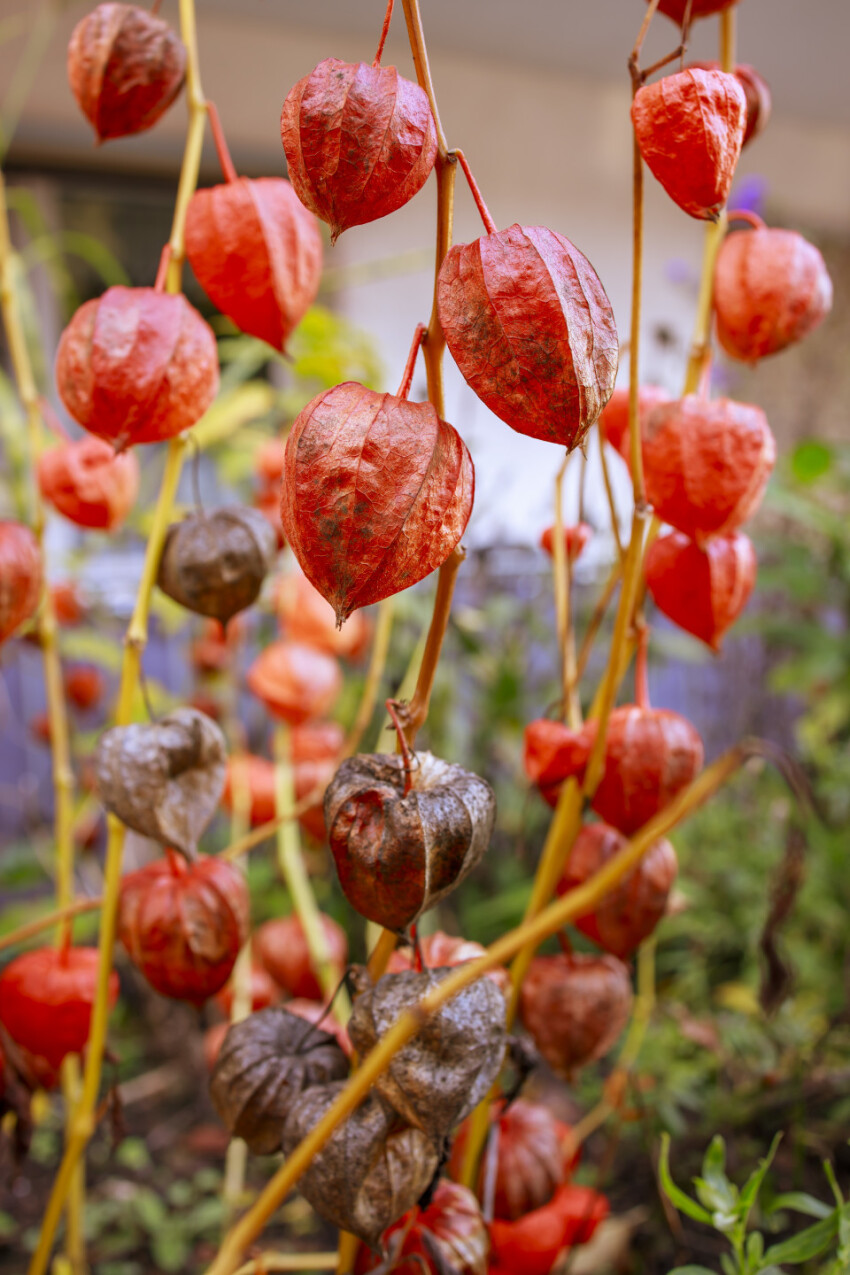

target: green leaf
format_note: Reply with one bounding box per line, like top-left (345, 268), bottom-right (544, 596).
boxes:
top-left (132, 1187), bottom-right (167, 1233)
top-left (769, 1192), bottom-right (832, 1220)
top-left (115, 1137), bottom-right (152, 1172)
top-left (763, 1212), bottom-right (839, 1265)
top-left (738, 1132), bottom-right (782, 1220)
top-left (667, 1268), bottom-right (718, 1275)
top-left (659, 1134), bottom-right (713, 1226)
top-left (791, 440), bottom-right (833, 484)
top-left (151, 1224), bottom-right (192, 1273)
top-left (695, 1136), bottom-right (738, 1215)
top-left (0, 1209), bottom-right (16, 1239)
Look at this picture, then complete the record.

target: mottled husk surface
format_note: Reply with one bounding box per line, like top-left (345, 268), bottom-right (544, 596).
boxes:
top-left (0, 521), bottom-right (42, 646)
top-left (67, 2), bottom-right (186, 142)
top-left (558, 823), bottom-right (678, 959)
top-left (94, 707), bottom-right (227, 855)
top-left (359, 1181), bottom-right (490, 1275)
top-left (438, 224), bottom-right (618, 449)
top-left (283, 1083), bottom-right (440, 1248)
top-left (210, 1007), bottom-right (348, 1154)
top-left (37, 438), bottom-right (139, 532)
top-left (185, 177), bottom-right (322, 350)
top-left (280, 59), bottom-right (437, 241)
top-left (281, 383), bottom-right (474, 624)
top-left (642, 395), bottom-right (776, 544)
top-left (157, 506), bottom-right (277, 624)
top-left (55, 287), bottom-right (219, 450)
top-left (519, 953), bottom-right (633, 1075)
top-left (644, 530), bottom-right (757, 652)
top-left (631, 69), bottom-right (746, 220)
top-left (325, 751), bottom-right (496, 930)
top-left (714, 228), bottom-right (833, 362)
top-left (348, 967), bottom-right (507, 1139)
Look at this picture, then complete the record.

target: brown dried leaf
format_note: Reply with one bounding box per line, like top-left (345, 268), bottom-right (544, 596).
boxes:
top-left (94, 707), bottom-right (226, 856)
top-left (282, 1082), bottom-right (440, 1248)
top-left (210, 1007), bottom-right (349, 1154)
top-left (157, 506), bottom-right (277, 624)
top-left (347, 968), bottom-right (507, 1139)
top-left (325, 752), bottom-right (496, 931)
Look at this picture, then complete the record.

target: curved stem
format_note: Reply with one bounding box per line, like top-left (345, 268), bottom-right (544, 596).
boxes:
top-left (204, 745), bottom-right (753, 1275)
top-left (0, 895), bottom-right (103, 955)
top-left (207, 100), bottom-right (238, 183)
top-left (373, 0), bottom-right (395, 65)
top-left (453, 149), bottom-right (497, 235)
top-left (395, 322), bottom-right (426, 399)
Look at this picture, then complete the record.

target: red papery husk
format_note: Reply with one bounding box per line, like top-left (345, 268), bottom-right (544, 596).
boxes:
top-left (51, 581), bottom-right (85, 626)
top-left (246, 640), bottom-right (342, 726)
top-left (631, 69), bottom-right (746, 220)
top-left (524, 706), bottom-right (703, 835)
top-left (652, 0), bottom-right (739, 22)
top-left (388, 930), bottom-right (511, 997)
top-left (713, 226), bottom-right (833, 362)
top-left (118, 854), bottom-right (249, 1005)
top-left (38, 436), bottom-right (139, 531)
top-left (186, 177), bottom-right (322, 350)
top-left (539, 522), bottom-right (592, 564)
top-left (438, 224), bottom-right (618, 449)
top-left (645, 529), bottom-right (757, 651)
top-left (0, 521), bottom-right (42, 645)
top-left (489, 1183), bottom-right (610, 1275)
top-left (642, 395), bottom-right (776, 544)
top-left (276, 571), bottom-right (371, 660)
top-left (598, 383), bottom-right (670, 465)
top-left (280, 382), bottom-right (474, 625)
top-left (55, 286), bottom-right (219, 450)
top-left (214, 964), bottom-right (280, 1017)
top-left (558, 822), bottom-right (678, 959)
top-left (449, 1098), bottom-right (577, 1222)
top-left (357, 1182), bottom-right (489, 1275)
top-left (64, 664), bottom-right (106, 712)
top-left (0, 946), bottom-right (119, 1079)
top-left (67, 2), bottom-right (186, 142)
top-left (687, 62), bottom-right (771, 149)
top-left (255, 437), bottom-right (287, 486)
top-left (281, 58), bottom-right (438, 242)
top-left (254, 912), bottom-right (348, 1002)
top-left (520, 953), bottom-right (633, 1077)
top-left (221, 745), bottom-right (340, 843)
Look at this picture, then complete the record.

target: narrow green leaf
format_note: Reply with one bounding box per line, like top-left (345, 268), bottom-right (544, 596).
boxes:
top-left (659, 1134), bottom-right (713, 1226)
top-left (769, 1192), bottom-right (832, 1220)
top-left (763, 1212), bottom-right (839, 1265)
top-left (738, 1132), bottom-right (782, 1219)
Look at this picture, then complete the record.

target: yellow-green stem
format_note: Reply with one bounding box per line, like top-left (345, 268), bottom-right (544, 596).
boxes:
top-left (30, 0), bottom-right (209, 1264)
top-left (234, 1256), bottom-right (339, 1275)
top-left (274, 724), bottom-right (351, 1018)
top-left (205, 746), bottom-right (750, 1275)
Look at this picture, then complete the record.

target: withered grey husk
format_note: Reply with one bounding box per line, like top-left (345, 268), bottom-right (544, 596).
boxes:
top-left (324, 752), bottom-right (496, 930)
top-left (282, 1082), bottom-right (440, 1248)
top-left (94, 707), bottom-right (226, 856)
top-left (157, 505), bottom-right (277, 624)
top-left (348, 968), bottom-right (507, 1139)
top-left (210, 1007), bottom-right (349, 1154)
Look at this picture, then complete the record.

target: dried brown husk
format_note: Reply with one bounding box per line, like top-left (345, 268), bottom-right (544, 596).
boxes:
top-left (157, 506), bottom-right (277, 624)
top-left (325, 752), bottom-right (496, 931)
top-left (347, 968), bottom-right (507, 1140)
top-left (282, 1082), bottom-right (440, 1248)
top-left (210, 1006), bottom-right (348, 1154)
top-left (94, 707), bottom-right (226, 856)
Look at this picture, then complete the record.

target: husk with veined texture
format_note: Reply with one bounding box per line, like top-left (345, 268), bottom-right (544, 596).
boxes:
top-left (246, 639), bottom-right (342, 726)
top-left (156, 506), bottom-right (277, 625)
top-left (0, 522), bottom-right (42, 646)
top-left (210, 1007), bottom-right (349, 1154)
top-left (325, 751), bottom-right (495, 931)
top-left (93, 707), bottom-right (227, 856)
top-left (642, 395), bottom-right (776, 544)
top-left (282, 1082), bottom-right (440, 1249)
top-left (387, 930), bottom-right (511, 997)
top-left (632, 69), bottom-right (746, 220)
top-left (118, 854), bottom-right (249, 1006)
top-left (67, 2), bottom-right (185, 142)
top-left (347, 967), bottom-right (507, 1141)
top-left (714, 227), bottom-right (833, 362)
top-left (357, 1181), bottom-right (489, 1275)
top-left (276, 571), bottom-right (372, 660)
top-left (519, 953), bottom-right (633, 1076)
top-left (438, 224), bottom-right (618, 448)
top-left (645, 529), bottom-right (757, 651)
top-left (55, 287), bottom-right (219, 450)
top-left (185, 177), bottom-right (322, 351)
top-left (37, 437), bottom-right (139, 532)
top-left (281, 58), bottom-right (438, 242)
top-left (598, 383), bottom-right (670, 466)
top-left (281, 383), bottom-right (474, 625)
top-left (687, 61), bottom-right (772, 149)
top-left (557, 822), bottom-right (678, 959)
top-left (489, 1183), bottom-right (610, 1275)
top-left (254, 912), bottom-right (348, 1002)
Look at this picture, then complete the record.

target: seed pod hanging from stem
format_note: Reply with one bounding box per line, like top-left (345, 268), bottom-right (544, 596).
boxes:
top-left (157, 506), bottom-right (277, 625)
